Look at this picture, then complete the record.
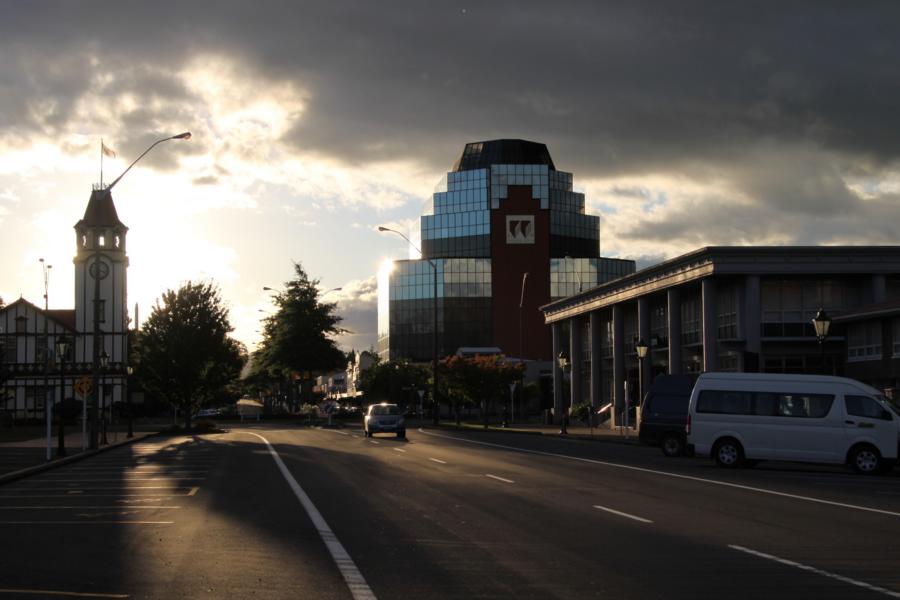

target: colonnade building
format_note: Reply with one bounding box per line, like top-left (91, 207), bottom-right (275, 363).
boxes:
top-left (377, 139), bottom-right (634, 362)
top-left (540, 246), bottom-right (900, 422)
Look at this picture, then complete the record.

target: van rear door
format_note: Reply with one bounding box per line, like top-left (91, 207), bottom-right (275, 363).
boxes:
top-left (842, 395), bottom-right (898, 460)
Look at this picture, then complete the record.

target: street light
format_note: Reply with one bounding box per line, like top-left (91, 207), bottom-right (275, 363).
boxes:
top-left (88, 131), bottom-right (190, 450)
top-left (812, 308), bottom-right (832, 374)
top-left (55, 335), bottom-right (69, 457)
top-left (40, 258), bottom-right (52, 461)
top-left (557, 350), bottom-right (570, 435)
top-left (636, 338), bottom-right (649, 421)
top-left (379, 226), bottom-right (440, 426)
top-left (126, 365), bottom-right (134, 438)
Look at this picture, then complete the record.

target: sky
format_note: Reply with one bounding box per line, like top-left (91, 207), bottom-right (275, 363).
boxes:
top-left (2, 1), bottom-right (900, 353)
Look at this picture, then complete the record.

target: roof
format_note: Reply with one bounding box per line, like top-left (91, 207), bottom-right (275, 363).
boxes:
top-left (75, 189), bottom-right (128, 230)
top-left (452, 139), bottom-right (556, 172)
top-left (1, 298), bottom-right (76, 332)
top-left (832, 298), bottom-right (900, 323)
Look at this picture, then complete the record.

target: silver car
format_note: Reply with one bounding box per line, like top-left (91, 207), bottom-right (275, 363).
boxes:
top-left (364, 403), bottom-right (406, 438)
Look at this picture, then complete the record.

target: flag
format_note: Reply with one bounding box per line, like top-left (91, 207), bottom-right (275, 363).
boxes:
top-left (101, 141), bottom-right (116, 158)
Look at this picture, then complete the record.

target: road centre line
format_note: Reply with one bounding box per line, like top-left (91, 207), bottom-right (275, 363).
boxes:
top-left (485, 474), bottom-right (514, 484)
top-left (236, 431), bottom-right (376, 600)
top-left (593, 505), bottom-right (653, 523)
top-left (729, 545), bottom-right (900, 598)
top-left (419, 429), bottom-right (900, 519)
top-left (0, 587), bottom-right (128, 598)
top-left (428, 458), bottom-right (447, 464)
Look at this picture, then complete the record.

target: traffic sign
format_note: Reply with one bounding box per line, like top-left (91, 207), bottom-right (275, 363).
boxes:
top-left (74, 376), bottom-right (93, 398)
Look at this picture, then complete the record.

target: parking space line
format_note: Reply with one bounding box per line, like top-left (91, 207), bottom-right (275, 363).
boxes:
top-left (729, 545), bottom-right (900, 598)
top-left (428, 458), bottom-right (447, 464)
top-left (593, 505), bottom-right (653, 524)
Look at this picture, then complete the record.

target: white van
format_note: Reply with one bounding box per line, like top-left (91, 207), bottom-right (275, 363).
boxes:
top-left (686, 373), bottom-right (900, 474)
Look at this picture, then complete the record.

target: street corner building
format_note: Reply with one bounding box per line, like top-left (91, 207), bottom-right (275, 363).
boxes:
top-left (540, 246), bottom-right (900, 423)
top-left (1, 185), bottom-right (130, 420)
top-left (377, 139), bottom-right (635, 364)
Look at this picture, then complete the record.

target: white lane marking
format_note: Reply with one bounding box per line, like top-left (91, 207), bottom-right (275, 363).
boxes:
top-left (369, 440), bottom-right (380, 445)
top-left (0, 521), bottom-right (173, 525)
top-left (393, 448), bottom-right (407, 453)
top-left (593, 505), bottom-right (653, 524)
top-left (351, 434), bottom-right (360, 438)
top-left (236, 431), bottom-right (376, 600)
top-left (188, 487), bottom-right (199, 497)
top-left (428, 458), bottom-right (447, 464)
top-left (729, 545), bottom-right (900, 598)
top-left (485, 474), bottom-right (514, 484)
top-left (419, 429), bottom-right (900, 519)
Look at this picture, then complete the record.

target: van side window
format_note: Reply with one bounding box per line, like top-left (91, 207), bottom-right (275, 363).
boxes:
top-left (846, 395), bottom-right (892, 421)
top-left (650, 394), bottom-right (689, 414)
top-left (776, 394), bottom-right (833, 418)
top-left (697, 390), bottom-right (753, 414)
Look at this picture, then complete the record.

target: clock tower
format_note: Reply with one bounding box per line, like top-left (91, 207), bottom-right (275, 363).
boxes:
top-left (73, 186), bottom-right (129, 396)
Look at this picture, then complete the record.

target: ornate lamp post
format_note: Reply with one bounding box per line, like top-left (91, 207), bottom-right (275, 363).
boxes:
top-left (812, 308), bottom-right (832, 374)
top-left (557, 350), bottom-right (570, 435)
top-left (378, 226), bottom-right (440, 426)
top-left (636, 337), bottom-right (649, 403)
top-left (88, 132), bottom-right (190, 449)
top-left (55, 335), bottom-right (69, 457)
top-left (99, 350), bottom-right (109, 445)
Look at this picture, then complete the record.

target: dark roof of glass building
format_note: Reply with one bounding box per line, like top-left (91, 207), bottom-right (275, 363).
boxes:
top-left (452, 139), bottom-right (556, 172)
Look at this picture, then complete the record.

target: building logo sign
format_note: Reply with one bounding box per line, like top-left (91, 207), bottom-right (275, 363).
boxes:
top-left (506, 215), bottom-right (535, 245)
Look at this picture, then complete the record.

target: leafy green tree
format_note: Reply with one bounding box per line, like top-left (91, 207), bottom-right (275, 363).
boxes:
top-left (441, 354), bottom-right (523, 427)
top-left (359, 357), bottom-right (430, 408)
top-left (135, 281), bottom-right (246, 428)
top-left (252, 263), bottom-right (346, 406)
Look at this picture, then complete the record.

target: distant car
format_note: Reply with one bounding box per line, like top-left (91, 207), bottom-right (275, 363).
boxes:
top-left (639, 375), bottom-right (697, 457)
top-left (195, 408), bottom-right (220, 418)
top-left (364, 403), bottom-right (406, 438)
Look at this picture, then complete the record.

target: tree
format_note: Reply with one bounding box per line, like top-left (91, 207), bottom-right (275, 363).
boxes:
top-left (441, 355), bottom-right (523, 427)
top-left (359, 357), bottom-right (430, 408)
top-left (135, 281), bottom-right (246, 428)
top-left (251, 262), bottom-right (346, 406)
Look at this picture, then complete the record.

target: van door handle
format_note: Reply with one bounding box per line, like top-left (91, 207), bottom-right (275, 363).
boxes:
top-left (845, 420), bottom-right (856, 425)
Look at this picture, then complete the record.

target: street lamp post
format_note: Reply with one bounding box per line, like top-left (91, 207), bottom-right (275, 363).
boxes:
top-left (126, 365), bottom-right (134, 438)
top-left (56, 336), bottom-right (69, 458)
top-left (88, 132), bottom-right (190, 449)
top-left (100, 350), bottom-right (109, 445)
top-left (812, 308), bottom-right (832, 374)
top-left (378, 226), bottom-right (440, 426)
top-left (557, 350), bottom-right (570, 435)
top-left (40, 258), bottom-right (52, 461)
top-left (636, 338), bottom-right (649, 429)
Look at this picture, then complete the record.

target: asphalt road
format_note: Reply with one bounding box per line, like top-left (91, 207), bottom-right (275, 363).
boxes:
top-left (0, 424), bottom-right (898, 599)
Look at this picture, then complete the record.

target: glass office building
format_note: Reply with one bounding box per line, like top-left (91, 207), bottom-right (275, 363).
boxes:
top-left (378, 139), bottom-right (635, 362)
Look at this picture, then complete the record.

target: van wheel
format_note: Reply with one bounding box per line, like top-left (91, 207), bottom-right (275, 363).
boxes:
top-left (713, 438), bottom-right (744, 468)
top-left (849, 444), bottom-right (882, 475)
top-left (661, 434), bottom-right (684, 457)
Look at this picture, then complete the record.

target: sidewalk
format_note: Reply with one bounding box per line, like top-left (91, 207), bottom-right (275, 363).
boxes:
top-left (430, 419), bottom-right (641, 444)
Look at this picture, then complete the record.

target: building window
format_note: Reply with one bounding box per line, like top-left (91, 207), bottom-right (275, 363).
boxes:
top-left (717, 285), bottom-right (739, 340)
top-left (681, 297), bottom-right (700, 346)
top-left (15, 316), bottom-right (27, 333)
top-left (36, 337), bottom-right (48, 364)
top-left (0, 336), bottom-right (13, 363)
top-left (847, 321), bottom-right (882, 362)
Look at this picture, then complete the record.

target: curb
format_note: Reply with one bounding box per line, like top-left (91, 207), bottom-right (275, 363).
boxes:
top-left (0, 431), bottom-right (160, 486)
top-left (431, 423), bottom-right (640, 445)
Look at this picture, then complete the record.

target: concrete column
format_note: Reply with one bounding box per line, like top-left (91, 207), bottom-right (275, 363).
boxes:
top-left (744, 275), bottom-right (761, 372)
top-left (612, 304), bottom-right (625, 413)
top-left (552, 322), bottom-right (563, 424)
top-left (590, 312), bottom-right (601, 409)
top-left (570, 318), bottom-right (582, 408)
top-left (637, 297), bottom-right (651, 399)
top-left (702, 278), bottom-right (717, 372)
top-left (667, 288), bottom-right (682, 374)
top-left (873, 274), bottom-right (887, 303)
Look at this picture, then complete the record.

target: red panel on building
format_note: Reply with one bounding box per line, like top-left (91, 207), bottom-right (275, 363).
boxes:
top-left (490, 185), bottom-right (551, 360)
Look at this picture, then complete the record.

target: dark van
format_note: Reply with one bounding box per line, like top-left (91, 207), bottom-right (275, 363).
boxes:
top-left (639, 375), bottom-right (697, 456)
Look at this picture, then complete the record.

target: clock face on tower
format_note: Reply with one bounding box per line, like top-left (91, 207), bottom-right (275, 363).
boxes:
top-left (89, 259), bottom-right (110, 280)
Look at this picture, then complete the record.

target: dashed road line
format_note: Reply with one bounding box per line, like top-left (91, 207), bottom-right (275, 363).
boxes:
top-left (485, 474), bottom-right (514, 484)
top-left (593, 504), bottom-right (653, 524)
top-left (369, 440), bottom-right (380, 445)
top-left (429, 458), bottom-right (447, 464)
top-left (393, 448), bottom-right (407, 453)
top-left (187, 486), bottom-right (199, 496)
top-left (729, 545), bottom-right (900, 598)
